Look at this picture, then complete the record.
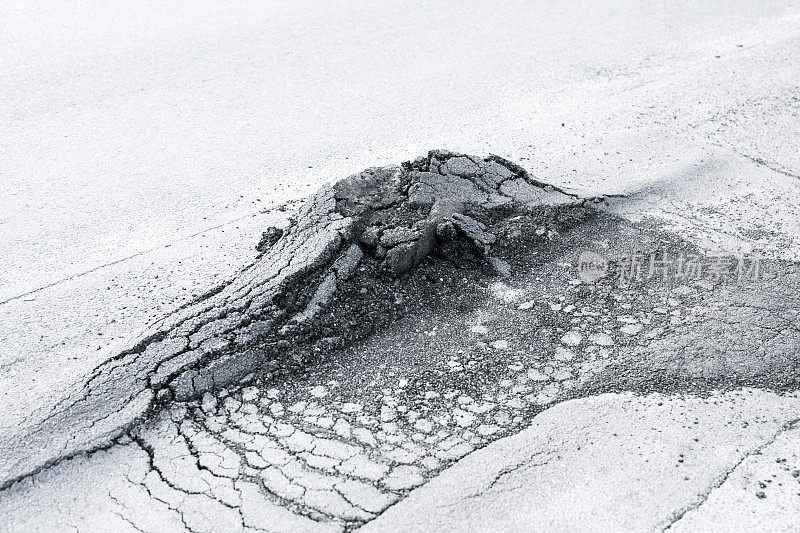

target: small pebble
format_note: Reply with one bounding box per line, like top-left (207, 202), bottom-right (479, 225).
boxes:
top-left (491, 339), bottom-right (510, 350)
top-left (560, 331), bottom-right (583, 347)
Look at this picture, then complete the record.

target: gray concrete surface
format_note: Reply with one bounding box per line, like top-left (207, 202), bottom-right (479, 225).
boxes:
top-left (2, 0), bottom-right (800, 530)
top-left (669, 421), bottom-right (800, 532)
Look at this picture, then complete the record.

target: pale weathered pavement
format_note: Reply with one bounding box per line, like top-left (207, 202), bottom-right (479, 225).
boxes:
top-left (362, 390), bottom-right (800, 532)
top-left (2, 0), bottom-right (800, 530)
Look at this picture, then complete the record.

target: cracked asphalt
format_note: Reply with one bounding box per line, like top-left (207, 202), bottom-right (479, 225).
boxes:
top-left (3, 2), bottom-right (800, 531)
top-left (0, 150), bottom-right (585, 489)
top-left (363, 390), bottom-right (800, 532)
top-left (2, 152), bottom-right (799, 531)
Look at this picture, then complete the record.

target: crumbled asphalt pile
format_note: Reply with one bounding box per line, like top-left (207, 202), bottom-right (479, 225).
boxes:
top-left (0, 150), bottom-right (585, 492)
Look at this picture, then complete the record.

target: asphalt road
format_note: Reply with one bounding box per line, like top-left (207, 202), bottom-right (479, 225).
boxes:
top-left (1, 1), bottom-right (799, 529)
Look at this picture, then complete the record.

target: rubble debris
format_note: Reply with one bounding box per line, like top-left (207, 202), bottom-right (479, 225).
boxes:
top-left (0, 150), bottom-right (581, 491)
top-left (487, 257), bottom-right (512, 278)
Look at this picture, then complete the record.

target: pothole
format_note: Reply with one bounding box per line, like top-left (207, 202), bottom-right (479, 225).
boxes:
top-left (3, 151), bottom-right (800, 533)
